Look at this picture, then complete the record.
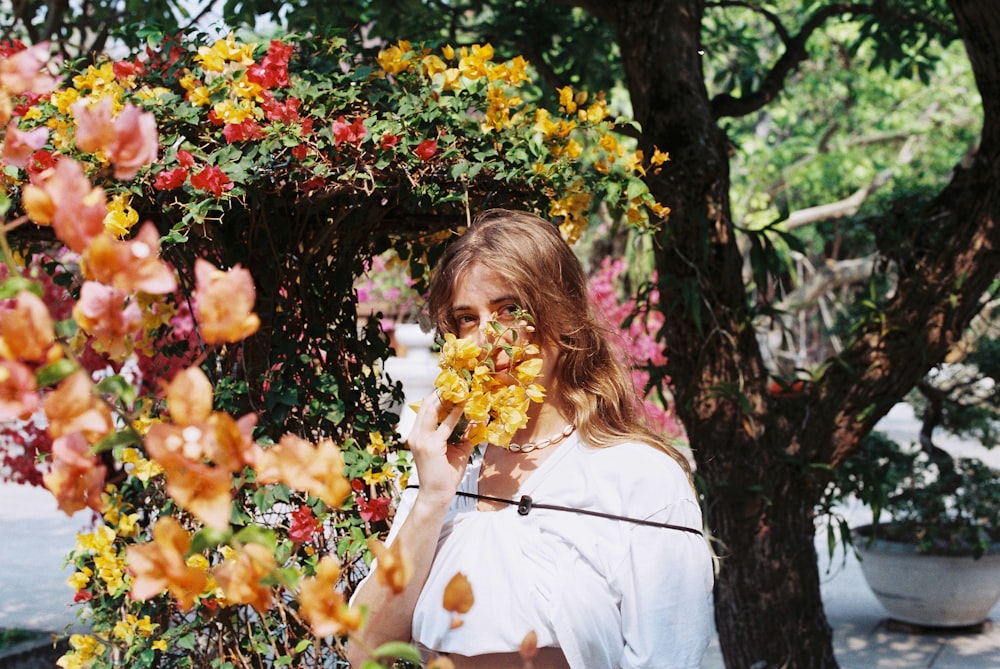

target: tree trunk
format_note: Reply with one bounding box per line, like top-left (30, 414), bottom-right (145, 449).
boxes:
top-left (607, 0), bottom-right (1000, 667)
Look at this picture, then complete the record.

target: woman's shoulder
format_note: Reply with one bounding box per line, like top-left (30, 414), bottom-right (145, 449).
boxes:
top-left (574, 438), bottom-right (694, 503)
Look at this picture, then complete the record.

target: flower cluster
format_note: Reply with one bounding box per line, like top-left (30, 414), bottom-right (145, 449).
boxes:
top-left (0, 29), bottom-right (678, 668)
top-left (588, 257), bottom-right (685, 442)
top-left (433, 311), bottom-right (546, 447)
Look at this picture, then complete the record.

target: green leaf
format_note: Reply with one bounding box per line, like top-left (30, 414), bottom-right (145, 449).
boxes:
top-left (0, 276), bottom-right (43, 299)
top-left (96, 374), bottom-right (138, 406)
top-left (371, 641), bottom-right (422, 665)
top-left (233, 525), bottom-right (278, 551)
top-left (35, 359), bottom-right (79, 387)
top-left (91, 428), bottom-right (142, 454)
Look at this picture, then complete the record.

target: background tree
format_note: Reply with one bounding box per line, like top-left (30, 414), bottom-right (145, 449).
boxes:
top-left (7, 1), bottom-right (998, 667)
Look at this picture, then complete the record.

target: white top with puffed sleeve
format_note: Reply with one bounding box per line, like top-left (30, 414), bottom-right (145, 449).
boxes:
top-left (382, 433), bottom-right (715, 669)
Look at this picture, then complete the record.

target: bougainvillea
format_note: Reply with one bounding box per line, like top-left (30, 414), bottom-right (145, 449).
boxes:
top-left (0, 31), bottom-right (674, 668)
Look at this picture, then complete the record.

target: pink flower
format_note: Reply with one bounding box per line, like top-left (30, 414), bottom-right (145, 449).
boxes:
top-left (107, 103), bottom-right (158, 179)
top-left (72, 281), bottom-right (144, 359)
top-left (190, 165), bottom-right (233, 197)
top-left (0, 42), bottom-right (58, 95)
top-left (1, 122), bottom-right (49, 167)
top-left (71, 96), bottom-right (115, 155)
top-left (331, 116), bottom-right (367, 147)
top-left (414, 138), bottom-right (437, 161)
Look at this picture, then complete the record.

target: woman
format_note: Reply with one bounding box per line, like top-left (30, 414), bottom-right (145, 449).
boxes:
top-left (348, 209), bottom-right (714, 669)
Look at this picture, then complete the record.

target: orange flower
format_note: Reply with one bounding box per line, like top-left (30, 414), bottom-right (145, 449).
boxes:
top-left (193, 259), bottom-right (260, 345)
top-left (367, 537), bottom-right (413, 595)
top-left (72, 281), bottom-right (143, 360)
top-left (212, 542), bottom-right (276, 614)
top-left (42, 432), bottom-right (107, 515)
top-left (43, 370), bottom-right (114, 444)
top-left (144, 423), bottom-right (235, 529)
top-left (25, 159), bottom-right (108, 253)
top-left (83, 222), bottom-right (177, 295)
top-left (298, 555), bottom-right (364, 637)
top-left (442, 572), bottom-right (474, 615)
top-left (0, 290), bottom-right (55, 362)
top-left (126, 516), bottom-right (208, 611)
top-left (165, 366), bottom-right (214, 425)
top-left (0, 360), bottom-right (40, 420)
top-left (255, 435), bottom-right (351, 508)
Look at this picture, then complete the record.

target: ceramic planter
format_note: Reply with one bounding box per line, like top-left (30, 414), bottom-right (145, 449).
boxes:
top-left (852, 524), bottom-right (1000, 627)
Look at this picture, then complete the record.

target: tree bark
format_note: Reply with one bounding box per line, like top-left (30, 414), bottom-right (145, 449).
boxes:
top-left (607, 0), bottom-right (1000, 667)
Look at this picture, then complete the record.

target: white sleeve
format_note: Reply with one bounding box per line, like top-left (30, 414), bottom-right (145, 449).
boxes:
top-left (616, 498), bottom-right (715, 669)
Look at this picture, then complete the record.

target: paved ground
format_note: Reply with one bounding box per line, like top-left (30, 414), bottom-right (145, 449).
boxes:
top-left (2, 403), bottom-right (999, 667)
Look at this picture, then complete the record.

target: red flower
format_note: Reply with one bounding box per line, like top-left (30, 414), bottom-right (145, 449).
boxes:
top-left (190, 165), bottom-right (233, 197)
top-left (223, 119), bottom-right (264, 143)
top-left (414, 138), bottom-right (438, 161)
top-left (177, 149), bottom-right (195, 168)
top-left (154, 168), bottom-right (188, 191)
top-left (261, 92), bottom-right (301, 123)
top-left (25, 149), bottom-right (55, 180)
top-left (356, 495), bottom-right (391, 524)
top-left (289, 505), bottom-right (321, 543)
top-left (381, 133), bottom-right (400, 151)
top-left (113, 59), bottom-right (145, 79)
top-left (291, 145), bottom-right (309, 160)
top-left (246, 40), bottom-right (293, 89)
top-left (331, 116), bottom-right (367, 147)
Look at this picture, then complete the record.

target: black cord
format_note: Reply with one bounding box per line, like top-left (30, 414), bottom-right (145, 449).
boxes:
top-left (404, 485), bottom-right (703, 537)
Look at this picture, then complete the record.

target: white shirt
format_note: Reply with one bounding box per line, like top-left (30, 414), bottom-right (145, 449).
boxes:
top-left (382, 433), bottom-right (715, 669)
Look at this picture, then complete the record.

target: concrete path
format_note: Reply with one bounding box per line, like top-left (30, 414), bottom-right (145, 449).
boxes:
top-left (2, 403), bottom-right (999, 667)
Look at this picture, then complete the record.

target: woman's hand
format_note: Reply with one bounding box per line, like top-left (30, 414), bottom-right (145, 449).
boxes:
top-left (407, 392), bottom-right (475, 508)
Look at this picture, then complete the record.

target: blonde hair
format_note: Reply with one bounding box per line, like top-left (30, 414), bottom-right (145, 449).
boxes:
top-left (427, 208), bottom-right (691, 477)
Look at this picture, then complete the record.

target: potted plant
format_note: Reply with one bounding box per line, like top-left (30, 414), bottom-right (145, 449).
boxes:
top-left (825, 342), bottom-right (1000, 628)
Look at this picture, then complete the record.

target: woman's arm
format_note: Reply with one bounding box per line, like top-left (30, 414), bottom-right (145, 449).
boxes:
top-left (346, 394), bottom-right (473, 667)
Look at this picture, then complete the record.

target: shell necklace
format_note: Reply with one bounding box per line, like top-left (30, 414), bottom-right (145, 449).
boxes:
top-left (507, 424), bottom-right (576, 453)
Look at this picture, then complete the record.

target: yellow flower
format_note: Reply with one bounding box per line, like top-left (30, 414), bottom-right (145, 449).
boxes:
top-left (362, 466), bottom-right (393, 486)
top-left (67, 566), bottom-right (93, 591)
top-left (152, 639), bottom-right (168, 652)
top-left (196, 35), bottom-right (254, 72)
top-left (232, 76), bottom-right (263, 100)
top-left (368, 431), bottom-right (387, 454)
top-left (212, 99), bottom-right (255, 124)
top-left (442, 44), bottom-right (456, 60)
top-left (103, 192), bottom-right (139, 238)
top-left (122, 446), bottom-right (163, 480)
top-left (650, 147), bottom-right (670, 166)
top-left (421, 54), bottom-right (447, 78)
top-left (432, 313), bottom-right (546, 448)
top-left (51, 88), bottom-right (81, 115)
top-left (57, 634), bottom-right (105, 669)
top-left (188, 85), bottom-right (211, 106)
top-left (458, 44), bottom-right (494, 80)
top-left (558, 86), bottom-right (577, 113)
top-left (377, 41), bottom-right (413, 75)
top-left (179, 73), bottom-right (200, 92)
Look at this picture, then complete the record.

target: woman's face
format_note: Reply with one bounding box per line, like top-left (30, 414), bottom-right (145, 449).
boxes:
top-left (449, 263), bottom-right (559, 388)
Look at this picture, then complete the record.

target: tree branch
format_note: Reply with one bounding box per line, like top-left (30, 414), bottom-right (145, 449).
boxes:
top-left (709, 2), bottom-right (957, 119)
top-left (776, 256), bottom-right (876, 311)
top-left (785, 167), bottom-right (893, 231)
